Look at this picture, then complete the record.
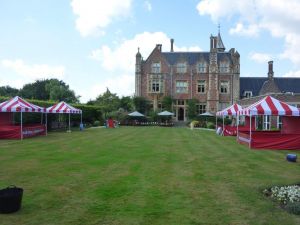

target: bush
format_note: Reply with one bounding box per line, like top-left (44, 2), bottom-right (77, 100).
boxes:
top-left (285, 202), bottom-right (300, 215)
top-left (207, 122), bottom-right (215, 129)
top-left (93, 120), bottom-right (100, 127)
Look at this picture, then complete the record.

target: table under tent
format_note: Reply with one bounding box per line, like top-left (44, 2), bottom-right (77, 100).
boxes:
top-left (46, 101), bottom-right (82, 132)
top-left (216, 103), bottom-right (242, 136)
top-left (237, 95), bottom-right (300, 150)
top-left (0, 96), bottom-right (46, 139)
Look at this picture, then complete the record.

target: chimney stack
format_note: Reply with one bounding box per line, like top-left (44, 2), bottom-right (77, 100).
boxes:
top-left (170, 38), bottom-right (174, 52)
top-left (268, 61), bottom-right (274, 79)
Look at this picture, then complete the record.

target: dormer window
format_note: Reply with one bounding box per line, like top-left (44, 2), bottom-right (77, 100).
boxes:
top-left (151, 62), bottom-right (161, 73)
top-left (219, 62), bottom-right (229, 73)
top-left (176, 63), bottom-right (187, 73)
top-left (197, 62), bottom-right (206, 73)
top-left (244, 91), bottom-right (253, 98)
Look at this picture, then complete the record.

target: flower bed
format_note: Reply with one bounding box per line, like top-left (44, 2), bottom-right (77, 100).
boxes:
top-left (263, 184), bottom-right (300, 215)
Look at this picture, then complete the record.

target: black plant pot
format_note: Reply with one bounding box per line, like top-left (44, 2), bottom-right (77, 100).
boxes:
top-left (0, 186), bottom-right (23, 213)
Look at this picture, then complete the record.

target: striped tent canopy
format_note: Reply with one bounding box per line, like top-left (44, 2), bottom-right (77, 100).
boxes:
top-left (46, 101), bottom-right (82, 114)
top-left (0, 96), bottom-right (45, 112)
top-left (240, 95), bottom-right (300, 116)
top-left (216, 103), bottom-right (242, 116)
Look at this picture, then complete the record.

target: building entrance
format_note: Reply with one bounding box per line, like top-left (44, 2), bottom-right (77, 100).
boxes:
top-left (178, 107), bottom-right (184, 121)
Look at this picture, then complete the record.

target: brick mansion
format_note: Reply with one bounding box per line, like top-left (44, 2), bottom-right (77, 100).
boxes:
top-left (135, 32), bottom-right (300, 121)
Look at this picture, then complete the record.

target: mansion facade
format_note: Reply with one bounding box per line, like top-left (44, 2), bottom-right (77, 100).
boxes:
top-left (135, 32), bottom-right (240, 121)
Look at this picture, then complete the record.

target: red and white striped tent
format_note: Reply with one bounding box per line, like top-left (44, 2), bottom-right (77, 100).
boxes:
top-left (240, 95), bottom-right (300, 116)
top-left (216, 103), bottom-right (242, 116)
top-left (216, 103), bottom-right (242, 135)
top-left (0, 96), bottom-right (46, 139)
top-left (238, 95), bottom-right (300, 148)
top-left (46, 101), bottom-right (82, 131)
top-left (0, 96), bottom-right (45, 112)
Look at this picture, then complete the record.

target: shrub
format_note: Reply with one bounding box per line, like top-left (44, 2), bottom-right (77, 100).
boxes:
top-left (93, 120), bottom-right (100, 127)
top-left (207, 122), bottom-right (215, 129)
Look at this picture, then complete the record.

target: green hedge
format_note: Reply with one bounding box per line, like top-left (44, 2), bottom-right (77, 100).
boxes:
top-left (0, 96), bottom-right (103, 127)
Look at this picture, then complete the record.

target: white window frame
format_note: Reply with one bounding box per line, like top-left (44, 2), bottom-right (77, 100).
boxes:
top-left (176, 63), bottom-right (187, 73)
top-left (151, 62), bottom-right (161, 73)
top-left (176, 81), bottom-right (188, 93)
top-left (220, 81), bottom-right (229, 94)
top-left (277, 116), bottom-right (282, 129)
top-left (148, 79), bottom-right (163, 93)
top-left (263, 115), bottom-right (270, 130)
top-left (197, 104), bottom-right (206, 114)
top-left (219, 62), bottom-right (229, 73)
top-left (197, 62), bottom-right (206, 73)
top-left (244, 91), bottom-right (253, 98)
top-left (197, 80), bottom-right (206, 93)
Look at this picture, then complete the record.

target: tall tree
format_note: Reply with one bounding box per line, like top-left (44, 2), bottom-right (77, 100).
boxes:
top-left (162, 96), bottom-right (173, 112)
top-left (0, 86), bottom-right (19, 97)
top-left (187, 98), bottom-right (198, 120)
top-left (120, 96), bottom-right (133, 112)
top-left (133, 96), bottom-right (148, 114)
top-left (95, 88), bottom-right (120, 117)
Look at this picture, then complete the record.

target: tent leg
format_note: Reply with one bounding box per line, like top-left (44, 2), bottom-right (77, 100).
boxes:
top-left (222, 116), bottom-right (224, 136)
top-left (249, 115), bottom-right (252, 149)
top-left (46, 113), bottom-right (48, 136)
top-left (68, 113), bottom-right (71, 132)
top-left (21, 112), bottom-right (23, 140)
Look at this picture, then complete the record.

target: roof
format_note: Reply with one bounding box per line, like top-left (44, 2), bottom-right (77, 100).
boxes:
top-left (0, 96), bottom-right (45, 113)
top-left (217, 32), bottom-right (225, 50)
top-left (162, 52), bottom-right (233, 65)
top-left (240, 95), bottom-right (300, 116)
top-left (47, 101), bottom-right (82, 114)
top-left (240, 77), bottom-right (300, 97)
top-left (216, 103), bottom-right (242, 116)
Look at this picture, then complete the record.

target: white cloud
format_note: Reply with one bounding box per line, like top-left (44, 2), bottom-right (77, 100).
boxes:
top-left (229, 23), bottom-right (260, 37)
top-left (249, 52), bottom-right (272, 64)
top-left (196, 0), bottom-right (300, 66)
top-left (144, 1), bottom-right (152, 12)
top-left (1, 59), bottom-right (65, 79)
top-left (71, 0), bottom-right (133, 37)
top-left (89, 31), bottom-right (202, 98)
top-left (282, 70), bottom-right (300, 78)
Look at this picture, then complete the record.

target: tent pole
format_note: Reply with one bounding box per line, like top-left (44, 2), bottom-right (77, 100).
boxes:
top-left (69, 113), bottom-right (71, 132)
top-left (236, 113), bottom-right (239, 141)
top-left (46, 113), bottom-right (48, 136)
top-left (21, 111), bottom-right (23, 140)
top-left (222, 116), bottom-right (225, 135)
top-left (249, 114), bottom-right (252, 149)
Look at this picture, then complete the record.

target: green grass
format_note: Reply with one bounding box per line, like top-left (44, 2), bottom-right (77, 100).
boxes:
top-left (0, 127), bottom-right (299, 225)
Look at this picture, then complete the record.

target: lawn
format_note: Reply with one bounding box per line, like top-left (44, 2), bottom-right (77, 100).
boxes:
top-left (0, 127), bottom-right (299, 225)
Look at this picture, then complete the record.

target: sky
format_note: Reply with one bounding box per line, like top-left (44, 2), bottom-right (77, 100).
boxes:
top-left (1, 0), bottom-right (300, 103)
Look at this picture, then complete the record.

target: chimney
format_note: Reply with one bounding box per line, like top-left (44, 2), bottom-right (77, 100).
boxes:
top-left (268, 61), bottom-right (274, 79)
top-left (170, 38), bottom-right (174, 52)
top-left (156, 44), bottom-right (162, 52)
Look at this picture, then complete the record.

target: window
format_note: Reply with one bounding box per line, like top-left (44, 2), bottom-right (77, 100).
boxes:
top-left (176, 63), bottom-right (187, 73)
top-left (244, 91), bottom-right (253, 98)
top-left (148, 79), bottom-right (163, 93)
top-left (263, 115), bottom-right (270, 130)
top-left (220, 81), bottom-right (229, 93)
top-left (219, 62), bottom-right (229, 73)
top-left (197, 80), bottom-right (206, 93)
top-left (151, 63), bottom-right (161, 73)
top-left (197, 104), bottom-right (206, 114)
top-left (176, 81), bottom-right (188, 93)
top-left (177, 100), bottom-right (185, 105)
top-left (277, 116), bottom-right (282, 129)
top-left (197, 62), bottom-right (206, 73)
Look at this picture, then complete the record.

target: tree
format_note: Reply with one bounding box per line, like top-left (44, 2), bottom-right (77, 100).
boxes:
top-left (162, 96), bottom-right (173, 112)
top-left (0, 86), bottom-right (19, 97)
top-left (18, 79), bottom-right (79, 103)
top-left (187, 98), bottom-right (198, 120)
top-left (95, 88), bottom-right (120, 118)
top-left (120, 96), bottom-right (133, 112)
top-left (133, 96), bottom-right (148, 114)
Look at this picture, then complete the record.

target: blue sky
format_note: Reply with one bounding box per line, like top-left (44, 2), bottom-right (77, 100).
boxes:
top-left (1, 0), bottom-right (299, 103)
